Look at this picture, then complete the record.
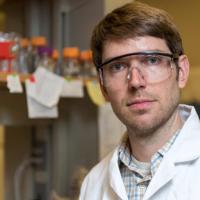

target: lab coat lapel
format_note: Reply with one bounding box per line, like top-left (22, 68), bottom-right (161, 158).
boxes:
top-left (109, 149), bottom-right (128, 200)
top-left (143, 157), bottom-right (176, 200)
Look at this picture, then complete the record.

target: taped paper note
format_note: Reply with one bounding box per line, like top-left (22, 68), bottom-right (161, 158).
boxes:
top-left (29, 67), bottom-right (65, 107)
top-left (25, 79), bottom-right (58, 118)
top-left (6, 74), bottom-right (23, 93)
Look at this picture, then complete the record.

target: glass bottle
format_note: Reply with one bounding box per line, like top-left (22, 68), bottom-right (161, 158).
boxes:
top-left (18, 38), bottom-right (30, 74)
top-left (52, 49), bottom-right (61, 75)
top-left (80, 50), bottom-right (97, 78)
top-left (62, 47), bottom-right (80, 78)
top-left (30, 36), bottom-right (47, 72)
top-left (37, 46), bottom-right (53, 72)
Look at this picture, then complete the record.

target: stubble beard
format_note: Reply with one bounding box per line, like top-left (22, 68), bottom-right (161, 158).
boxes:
top-left (114, 97), bottom-right (180, 139)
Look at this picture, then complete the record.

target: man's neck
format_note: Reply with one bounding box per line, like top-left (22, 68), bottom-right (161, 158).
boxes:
top-left (127, 109), bottom-right (183, 162)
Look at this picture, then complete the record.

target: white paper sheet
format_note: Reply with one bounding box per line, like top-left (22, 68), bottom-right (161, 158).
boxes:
top-left (6, 74), bottom-right (23, 93)
top-left (25, 79), bottom-right (58, 118)
top-left (27, 67), bottom-right (65, 107)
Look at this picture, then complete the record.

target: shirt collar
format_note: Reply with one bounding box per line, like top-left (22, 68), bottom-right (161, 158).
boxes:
top-left (118, 129), bottom-right (181, 177)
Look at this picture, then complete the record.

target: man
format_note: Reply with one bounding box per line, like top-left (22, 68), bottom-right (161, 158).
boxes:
top-left (80, 1), bottom-right (200, 200)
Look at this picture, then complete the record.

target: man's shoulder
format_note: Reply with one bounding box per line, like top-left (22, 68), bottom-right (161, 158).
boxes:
top-left (85, 147), bottom-right (118, 182)
top-left (80, 148), bottom-right (119, 198)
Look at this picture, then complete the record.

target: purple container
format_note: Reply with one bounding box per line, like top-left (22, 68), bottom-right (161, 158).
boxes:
top-left (37, 46), bottom-right (53, 57)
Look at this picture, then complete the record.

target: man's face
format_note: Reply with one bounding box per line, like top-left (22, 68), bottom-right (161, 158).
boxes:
top-left (101, 36), bottom-right (189, 137)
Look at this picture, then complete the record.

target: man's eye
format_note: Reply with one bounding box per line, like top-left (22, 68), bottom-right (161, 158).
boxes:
top-left (143, 56), bottom-right (162, 65)
top-left (107, 62), bottom-right (128, 72)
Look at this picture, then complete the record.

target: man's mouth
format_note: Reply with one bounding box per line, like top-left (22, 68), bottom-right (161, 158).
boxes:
top-left (126, 98), bottom-right (156, 110)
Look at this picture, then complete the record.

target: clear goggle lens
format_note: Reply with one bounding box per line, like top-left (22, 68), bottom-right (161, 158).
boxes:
top-left (98, 52), bottom-right (178, 87)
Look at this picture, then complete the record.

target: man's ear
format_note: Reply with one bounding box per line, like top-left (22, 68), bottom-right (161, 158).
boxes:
top-left (178, 55), bottom-right (190, 89)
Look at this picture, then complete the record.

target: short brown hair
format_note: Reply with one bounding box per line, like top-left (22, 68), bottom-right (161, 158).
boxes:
top-left (91, 1), bottom-right (184, 68)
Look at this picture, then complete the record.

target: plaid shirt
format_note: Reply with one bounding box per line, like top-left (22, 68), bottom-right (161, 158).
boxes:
top-left (118, 131), bottom-right (179, 200)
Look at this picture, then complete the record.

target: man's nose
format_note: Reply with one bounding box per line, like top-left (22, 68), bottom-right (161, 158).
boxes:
top-left (127, 67), bottom-right (146, 89)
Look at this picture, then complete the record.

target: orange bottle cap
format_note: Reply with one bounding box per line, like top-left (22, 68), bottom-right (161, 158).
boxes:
top-left (31, 36), bottom-right (47, 47)
top-left (63, 47), bottom-right (79, 58)
top-left (80, 51), bottom-right (89, 61)
top-left (88, 50), bottom-right (93, 60)
top-left (20, 38), bottom-right (30, 48)
top-left (52, 49), bottom-right (59, 59)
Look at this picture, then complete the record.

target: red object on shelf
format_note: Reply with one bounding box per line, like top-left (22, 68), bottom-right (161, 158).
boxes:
top-left (29, 74), bottom-right (36, 83)
top-left (0, 41), bottom-right (15, 60)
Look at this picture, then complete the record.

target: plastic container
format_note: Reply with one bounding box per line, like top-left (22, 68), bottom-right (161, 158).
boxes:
top-left (80, 50), bottom-right (97, 78)
top-left (62, 47), bottom-right (80, 77)
top-left (52, 49), bottom-right (62, 75)
top-left (37, 46), bottom-right (53, 71)
top-left (17, 38), bottom-right (31, 74)
top-left (0, 32), bottom-right (20, 73)
top-left (30, 36), bottom-right (47, 72)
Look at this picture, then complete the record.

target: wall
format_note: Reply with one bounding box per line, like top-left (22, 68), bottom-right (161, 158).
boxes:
top-left (52, 0), bottom-right (103, 51)
top-left (0, 0), bottom-right (53, 44)
top-left (0, 0), bottom-right (25, 34)
top-left (104, 0), bottom-right (133, 14)
top-left (25, 0), bottom-right (53, 43)
top-left (140, 0), bottom-right (200, 67)
top-left (68, 0), bottom-right (103, 49)
top-left (5, 126), bottom-right (33, 200)
top-left (52, 0), bottom-right (134, 50)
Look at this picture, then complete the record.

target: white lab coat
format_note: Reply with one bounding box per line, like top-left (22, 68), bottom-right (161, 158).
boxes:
top-left (79, 105), bottom-right (200, 200)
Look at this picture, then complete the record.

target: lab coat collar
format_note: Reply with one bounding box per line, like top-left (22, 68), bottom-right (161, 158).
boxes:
top-left (172, 104), bottom-right (200, 163)
top-left (108, 104), bottom-right (200, 200)
top-left (144, 104), bottom-right (200, 200)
